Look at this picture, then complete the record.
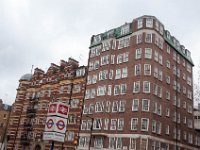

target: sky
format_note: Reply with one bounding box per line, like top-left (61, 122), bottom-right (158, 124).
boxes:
top-left (0, 0), bottom-right (200, 105)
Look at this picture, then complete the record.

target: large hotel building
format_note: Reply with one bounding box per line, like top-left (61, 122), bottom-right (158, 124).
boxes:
top-left (6, 58), bottom-right (86, 150)
top-left (77, 15), bottom-right (200, 150)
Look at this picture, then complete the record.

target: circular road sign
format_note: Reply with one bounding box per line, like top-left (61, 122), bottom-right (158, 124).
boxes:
top-left (46, 119), bottom-right (54, 129)
top-left (56, 120), bottom-right (65, 130)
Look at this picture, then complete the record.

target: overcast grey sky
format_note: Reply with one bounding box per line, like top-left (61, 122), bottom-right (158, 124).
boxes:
top-left (0, 0), bottom-right (200, 105)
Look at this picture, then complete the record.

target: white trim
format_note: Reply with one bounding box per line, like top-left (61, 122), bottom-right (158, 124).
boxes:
top-left (78, 133), bottom-right (200, 150)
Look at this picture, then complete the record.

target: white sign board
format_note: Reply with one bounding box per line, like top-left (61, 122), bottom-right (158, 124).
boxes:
top-left (43, 132), bottom-right (65, 142)
top-left (44, 116), bottom-right (68, 134)
top-left (47, 102), bottom-right (69, 118)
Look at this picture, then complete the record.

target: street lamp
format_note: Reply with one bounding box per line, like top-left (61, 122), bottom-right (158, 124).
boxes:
top-left (86, 115), bottom-right (94, 150)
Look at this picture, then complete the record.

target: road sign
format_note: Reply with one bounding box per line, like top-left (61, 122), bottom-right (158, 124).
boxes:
top-left (47, 102), bottom-right (69, 118)
top-left (47, 119), bottom-right (54, 129)
top-left (44, 117), bottom-right (56, 132)
top-left (43, 132), bottom-right (65, 142)
top-left (56, 120), bottom-right (65, 130)
top-left (54, 118), bottom-right (67, 133)
top-left (44, 116), bottom-right (67, 133)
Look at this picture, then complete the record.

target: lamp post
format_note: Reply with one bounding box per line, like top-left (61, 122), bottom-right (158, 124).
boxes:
top-left (86, 115), bottom-right (94, 150)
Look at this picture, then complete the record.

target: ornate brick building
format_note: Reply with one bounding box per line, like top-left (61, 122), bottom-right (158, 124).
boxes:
top-left (0, 99), bottom-right (11, 149)
top-left (78, 15), bottom-right (200, 150)
top-left (6, 58), bottom-right (86, 150)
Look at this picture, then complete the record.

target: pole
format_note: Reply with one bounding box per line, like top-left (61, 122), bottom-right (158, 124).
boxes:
top-left (86, 116), bottom-right (94, 150)
top-left (50, 141), bottom-right (54, 150)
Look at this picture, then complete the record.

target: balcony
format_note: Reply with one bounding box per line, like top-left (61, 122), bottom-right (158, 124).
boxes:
top-left (29, 96), bottom-right (39, 103)
top-left (20, 135), bottom-right (30, 145)
top-left (27, 107), bottom-right (36, 114)
top-left (23, 123), bottom-right (33, 131)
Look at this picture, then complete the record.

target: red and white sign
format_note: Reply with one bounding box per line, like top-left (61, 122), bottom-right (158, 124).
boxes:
top-left (43, 131), bottom-right (65, 142)
top-left (44, 116), bottom-right (56, 132)
top-left (54, 118), bottom-right (68, 133)
top-left (47, 102), bottom-right (69, 118)
top-left (44, 116), bottom-right (67, 133)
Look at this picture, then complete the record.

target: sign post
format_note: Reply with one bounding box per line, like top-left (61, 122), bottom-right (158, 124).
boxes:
top-left (43, 102), bottom-right (69, 149)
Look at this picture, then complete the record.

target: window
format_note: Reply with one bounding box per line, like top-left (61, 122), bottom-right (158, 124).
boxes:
top-left (73, 84), bottom-right (81, 93)
top-left (114, 85), bottom-right (120, 95)
top-left (112, 101), bottom-right (118, 112)
top-left (110, 119), bottom-right (117, 130)
top-left (97, 86), bottom-right (106, 96)
top-left (131, 118), bottom-right (138, 130)
top-left (133, 81), bottom-right (140, 93)
top-left (135, 48), bottom-right (142, 59)
top-left (105, 101), bottom-right (111, 112)
top-left (102, 40), bottom-right (111, 51)
top-left (145, 33), bottom-right (152, 43)
top-left (136, 34), bottom-right (142, 44)
top-left (115, 69), bottom-right (121, 79)
top-left (142, 99), bottom-right (150, 111)
top-left (122, 67), bottom-right (128, 78)
top-left (167, 45), bottom-right (170, 54)
top-left (134, 64), bottom-right (141, 76)
top-left (137, 18), bottom-right (143, 29)
top-left (99, 70), bottom-right (108, 80)
top-left (118, 118), bottom-right (124, 130)
top-left (144, 48), bottom-right (152, 59)
top-left (101, 55), bottom-right (109, 65)
top-left (154, 51), bottom-right (158, 62)
top-left (67, 131), bottom-right (75, 141)
top-left (117, 54), bottom-right (123, 64)
top-left (158, 54), bottom-right (163, 64)
top-left (130, 138), bottom-right (136, 150)
top-left (144, 64), bottom-right (151, 75)
top-left (104, 118), bottom-right (109, 130)
top-left (95, 102), bottom-right (104, 112)
top-left (166, 108), bottom-right (170, 117)
top-left (93, 118), bottom-right (102, 130)
top-left (71, 99), bottom-right (79, 108)
top-left (110, 55), bottom-right (115, 64)
top-left (107, 85), bottom-right (112, 96)
top-left (132, 99), bottom-right (139, 111)
top-left (165, 125), bottom-right (170, 135)
top-left (166, 75), bottom-right (170, 84)
top-left (141, 118), bottom-right (149, 131)
top-left (124, 52), bottom-right (129, 62)
top-left (119, 101), bottom-right (126, 112)
top-left (166, 60), bottom-right (170, 68)
top-left (68, 114), bottom-right (76, 124)
top-left (107, 70), bottom-right (113, 80)
top-left (120, 84), bottom-right (127, 95)
top-left (109, 137), bottom-right (115, 149)
top-left (152, 120), bottom-right (156, 133)
top-left (116, 137), bottom-right (122, 149)
top-left (143, 81), bottom-right (150, 93)
top-left (118, 37), bottom-right (130, 49)
top-left (146, 18), bottom-right (153, 28)
top-left (121, 24), bottom-right (130, 35)
top-left (94, 137), bottom-right (103, 148)
top-left (166, 91), bottom-right (170, 100)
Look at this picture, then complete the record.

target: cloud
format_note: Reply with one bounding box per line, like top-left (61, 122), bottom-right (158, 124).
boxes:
top-left (1, 0), bottom-right (200, 105)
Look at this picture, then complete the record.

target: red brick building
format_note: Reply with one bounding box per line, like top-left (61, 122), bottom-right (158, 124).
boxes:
top-left (78, 15), bottom-right (200, 150)
top-left (6, 58), bottom-right (86, 150)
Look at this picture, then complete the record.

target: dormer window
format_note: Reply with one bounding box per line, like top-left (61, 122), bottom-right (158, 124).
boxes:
top-left (137, 18), bottom-right (143, 29)
top-left (146, 18), bottom-right (153, 28)
top-left (166, 31), bottom-right (171, 39)
top-left (160, 25), bottom-right (164, 35)
top-left (121, 24), bottom-right (130, 35)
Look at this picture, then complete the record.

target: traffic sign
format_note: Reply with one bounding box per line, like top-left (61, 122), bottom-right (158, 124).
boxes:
top-left (54, 118), bottom-right (67, 133)
top-left (43, 132), bottom-right (65, 142)
top-left (56, 120), bottom-right (65, 130)
top-left (47, 119), bottom-right (54, 129)
top-left (47, 102), bottom-right (69, 118)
